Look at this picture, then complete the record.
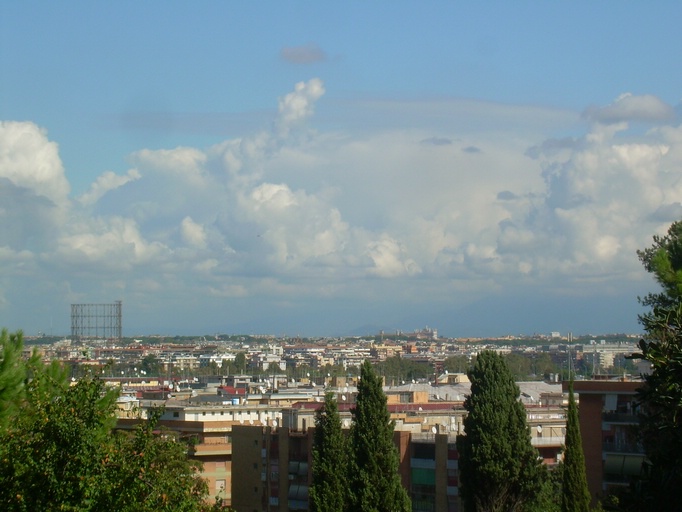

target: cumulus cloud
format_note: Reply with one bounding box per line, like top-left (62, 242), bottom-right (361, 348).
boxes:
top-left (56, 216), bottom-right (167, 269)
top-left (0, 121), bottom-right (74, 256)
top-left (649, 202), bottom-right (682, 222)
top-left (180, 216), bottom-right (208, 249)
top-left (130, 147), bottom-right (207, 182)
top-left (585, 93), bottom-right (675, 124)
top-left (276, 78), bottom-right (325, 134)
top-left (79, 169), bottom-right (141, 206)
top-left (3, 81), bottom-right (682, 335)
top-left (280, 43), bottom-right (327, 64)
top-left (499, 119), bottom-right (682, 282)
top-left (525, 137), bottom-right (581, 159)
top-left (242, 182), bottom-right (351, 271)
top-left (366, 235), bottom-right (421, 278)
top-left (0, 121), bottom-right (70, 208)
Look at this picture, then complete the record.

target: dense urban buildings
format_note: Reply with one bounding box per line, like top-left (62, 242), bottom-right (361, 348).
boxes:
top-left (20, 330), bottom-right (644, 509)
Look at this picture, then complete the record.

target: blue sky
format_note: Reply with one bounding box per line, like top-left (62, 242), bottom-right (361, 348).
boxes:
top-left (1, 2), bottom-right (681, 337)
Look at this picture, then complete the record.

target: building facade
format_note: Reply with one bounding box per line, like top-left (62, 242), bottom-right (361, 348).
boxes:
top-left (566, 379), bottom-right (644, 505)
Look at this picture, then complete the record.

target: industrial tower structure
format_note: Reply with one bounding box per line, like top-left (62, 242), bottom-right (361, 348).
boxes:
top-left (71, 300), bottom-right (122, 342)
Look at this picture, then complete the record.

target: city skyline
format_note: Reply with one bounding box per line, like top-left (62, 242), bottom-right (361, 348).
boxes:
top-left (1, 3), bottom-right (681, 337)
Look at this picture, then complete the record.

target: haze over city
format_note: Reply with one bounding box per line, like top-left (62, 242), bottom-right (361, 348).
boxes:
top-left (1, 3), bottom-right (681, 337)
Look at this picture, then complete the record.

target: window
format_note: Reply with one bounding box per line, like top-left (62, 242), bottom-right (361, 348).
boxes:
top-left (215, 479), bottom-right (225, 496)
top-left (413, 443), bottom-right (436, 459)
top-left (173, 411), bottom-right (179, 418)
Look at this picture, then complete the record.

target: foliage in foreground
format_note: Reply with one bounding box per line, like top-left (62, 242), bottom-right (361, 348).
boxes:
top-left (626, 220), bottom-right (682, 510)
top-left (0, 329), bottom-right (223, 512)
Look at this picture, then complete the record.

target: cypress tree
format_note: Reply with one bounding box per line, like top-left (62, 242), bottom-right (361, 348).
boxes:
top-left (310, 392), bottom-right (347, 512)
top-left (348, 360), bottom-right (410, 512)
top-left (561, 379), bottom-right (591, 512)
top-left (456, 350), bottom-right (543, 512)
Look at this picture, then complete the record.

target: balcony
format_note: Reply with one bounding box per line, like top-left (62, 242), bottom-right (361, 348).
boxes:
top-left (189, 443), bottom-right (232, 456)
top-left (602, 412), bottom-right (638, 424)
top-left (603, 441), bottom-right (644, 454)
top-left (531, 436), bottom-right (564, 447)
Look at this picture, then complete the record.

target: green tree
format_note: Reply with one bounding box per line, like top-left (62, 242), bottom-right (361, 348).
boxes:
top-left (376, 356), bottom-right (430, 384)
top-left (561, 380), bottom-right (591, 512)
top-left (456, 350), bottom-right (543, 512)
top-left (0, 329), bottom-right (38, 429)
top-left (348, 360), bottom-right (410, 512)
top-left (524, 464), bottom-right (561, 512)
top-left (0, 371), bottom-right (120, 510)
top-left (94, 410), bottom-right (210, 512)
top-left (234, 352), bottom-right (247, 373)
top-left (443, 355), bottom-right (471, 374)
top-left (310, 392), bottom-right (347, 512)
top-left (140, 354), bottom-right (162, 376)
top-left (637, 221), bottom-right (682, 311)
top-left (631, 304), bottom-right (682, 510)
top-left (0, 343), bottom-right (216, 512)
top-left (631, 221), bottom-right (682, 509)
top-left (504, 353), bottom-right (532, 381)
top-left (533, 353), bottom-right (558, 380)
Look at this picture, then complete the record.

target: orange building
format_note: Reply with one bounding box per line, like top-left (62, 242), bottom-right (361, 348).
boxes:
top-left (565, 379), bottom-right (644, 505)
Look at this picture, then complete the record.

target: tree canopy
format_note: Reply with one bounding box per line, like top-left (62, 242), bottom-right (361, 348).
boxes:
top-left (0, 329), bottom-right (38, 430)
top-left (310, 392), bottom-right (347, 512)
top-left (456, 350), bottom-right (543, 512)
top-left (561, 380), bottom-right (591, 512)
top-left (629, 220), bottom-right (682, 510)
top-left (0, 329), bottom-right (220, 512)
top-left (375, 356), bottom-right (431, 384)
top-left (348, 360), bottom-right (411, 512)
top-left (637, 220), bottom-right (682, 310)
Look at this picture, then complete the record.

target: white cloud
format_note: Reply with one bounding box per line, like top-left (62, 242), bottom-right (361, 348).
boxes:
top-left (130, 147), bottom-right (208, 184)
top-left (0, 121), bottom-right (73, 254)
top-left (0, 121), bottom-right (69, 206)
top-left (276, 78), bottom-right (325, 135)
top-left (3, 82), bottom-right (682, 335)
top-left (243, 182), bottom-right (351, 271)
top-left (79, 169), bottom-right (141, 206)
top-left (56, 216), bottom-right (168, 269)
top-left (585, 93), bottom-right (675, 124)
top-left (366, 235), bottom-right (420, 278)
top-left (0, 121), bottom-right (70, 208)
top-left (180, 216), bottom-right (207, 249)
top-left (497, 120), bottom-right (682, 283)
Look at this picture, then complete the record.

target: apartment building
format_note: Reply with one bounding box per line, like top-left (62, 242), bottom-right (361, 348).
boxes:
top-left (231, 384), bottom-right (566, 512)
top-left (565, 378), bottom-right (644, 505)
top-left (231, 406), bottom-right (565, 512)
top-left (116, 400), bottom-right (293, 508)
top-left (114, 379), bottom-right (564, 510)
